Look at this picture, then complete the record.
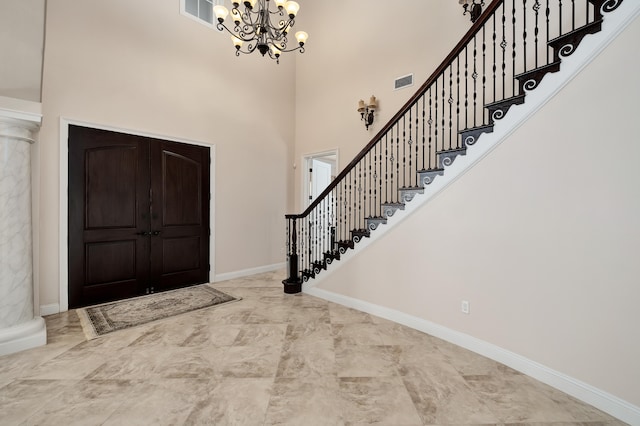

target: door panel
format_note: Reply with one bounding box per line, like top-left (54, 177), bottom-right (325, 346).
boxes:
top-left (68, 126), bottom-right (210, 308)
top-left (150, 140), bottom-right (210, 292)
top-left (162, 236), bottom-right (202, 274)
top-left (85, 240), bottom-right (136, 285)
top-left (162, 152), bottom-right (202, 226)
top-left (85, 146), bottom-right (138, 229)
top-left (69, 126), bottom-right (150, 308)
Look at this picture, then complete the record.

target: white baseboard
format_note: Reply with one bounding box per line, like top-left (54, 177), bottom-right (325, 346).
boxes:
top-left (0, 317), bottom-right (47, 356)
top-left (214, 262), bottom-right (286, 283)
top-left (304, 286), bottom-right (640, 425)
top-left (40, 303), bottom-right (60, 316)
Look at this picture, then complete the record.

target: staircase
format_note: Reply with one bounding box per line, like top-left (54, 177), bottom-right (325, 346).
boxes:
top-left (283, 0), bottom-right (635, 294)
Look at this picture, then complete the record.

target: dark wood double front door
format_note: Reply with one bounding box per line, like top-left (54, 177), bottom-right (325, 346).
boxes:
top-left (68, 125), bottom-right (210, 308)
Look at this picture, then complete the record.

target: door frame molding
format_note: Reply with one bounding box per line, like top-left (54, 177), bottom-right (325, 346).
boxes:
top-left (58, 118), bottom-right (216, 312)
top-left (301, 148), bottom-right (339, 209)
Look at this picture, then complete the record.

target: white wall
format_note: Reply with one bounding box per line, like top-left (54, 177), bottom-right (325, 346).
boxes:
top-left (0, 0), bottom-right (45, 102)
top-left (313, 13), bottom-right (640, 408)
top-left (38, 0), bottom-right (296, 307)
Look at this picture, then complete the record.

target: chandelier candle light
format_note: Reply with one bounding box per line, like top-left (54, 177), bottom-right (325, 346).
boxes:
top-left (358, 96), bottom-right (378, 130)
top-left (213, 0), bottom-right (308, 64)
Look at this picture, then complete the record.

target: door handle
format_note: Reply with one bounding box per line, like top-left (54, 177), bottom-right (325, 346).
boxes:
top-left (151, 231), bottom-right (161, 236)
top-left (136, 231), bottom-right (151, 236)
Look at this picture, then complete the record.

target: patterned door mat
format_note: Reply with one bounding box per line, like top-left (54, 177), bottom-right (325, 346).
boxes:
top-left (76, 285), bottom-right (239, 339)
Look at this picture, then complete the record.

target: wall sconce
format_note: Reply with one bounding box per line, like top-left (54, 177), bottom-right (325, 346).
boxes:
top-left (459, 0), bottom-right (484, 23)
top-left (357, 96), bottom-right (378, 130)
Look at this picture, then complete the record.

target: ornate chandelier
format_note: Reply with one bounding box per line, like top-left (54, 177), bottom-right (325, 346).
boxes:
top-left (213, 0), bottom-right (309, 64)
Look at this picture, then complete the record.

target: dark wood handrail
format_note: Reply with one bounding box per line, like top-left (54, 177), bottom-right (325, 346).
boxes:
top-left (287, 0), bottom-right (504, 220)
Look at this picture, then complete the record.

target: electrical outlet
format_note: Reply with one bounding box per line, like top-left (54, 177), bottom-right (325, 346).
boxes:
top-left (461, 300), bottom-right (470, 314)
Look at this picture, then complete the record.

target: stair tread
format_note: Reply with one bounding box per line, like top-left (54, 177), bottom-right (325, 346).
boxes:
top-left (459, 124), bottom-right (494, 133)
top-left (485, 94), bottom-right (526, 108)
top-left (548, 20), bottom-right (603, 45)
top-left (515, 61), bottom-right (561, 79)
top-left (437, 147), bottom-right (467, 153)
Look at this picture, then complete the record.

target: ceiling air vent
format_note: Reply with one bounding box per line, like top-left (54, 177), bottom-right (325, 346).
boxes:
top-left (394, 74), bottom-right (414, 90)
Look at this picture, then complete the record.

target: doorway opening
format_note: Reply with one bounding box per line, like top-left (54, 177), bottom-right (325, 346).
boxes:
top-left (303, 150), bottom-right (338, 208)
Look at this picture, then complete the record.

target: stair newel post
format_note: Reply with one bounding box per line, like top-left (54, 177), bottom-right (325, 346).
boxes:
top-left (282, 215), bottom-right (303, 294)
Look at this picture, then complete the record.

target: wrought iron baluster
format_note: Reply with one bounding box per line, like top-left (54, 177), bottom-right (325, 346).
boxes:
top-left (586, 0), bottom-right (589, 23)
top-left (441, 73), bottom-right (446, 150)
top-left (456, 57), bottom-right (461, 141)
top-left (502, 1), bottom-right (507, 98)
top-left (307, 215), bottom-right (312, 272)
top-left (482, 25), bottom-right (487, 126)
top-left (473, 35), bottom-right (478, 128)
top-left (384, 134), bottom-right (389, 202)
top-left (377, 143), bottom-right (382, 215)
top-left (358, 162), bottom-right (363, 230)
top-left (571, 0), bottom-right (575, 31)
top-left (348, 171), bottom-right (352, 236)
top-left (559, 0), bottom-right (563, 35)
top-left (493, 14), bottom-right (497, 102)
top-left (464, 46), bottom-right (469, 130)
top-left (389, 128), bottom-right (395, 203)
top-left (448, 64), bottom-right (454, 148)
top-left (512, 0), bottom-right (517, 95)
top-left (546, 0), bottom-right (550, 63)
top-left (368, 151), bottom-right (372, 219)
top-left (341, 181), bottom-right (347, 242)
top-left (414, 102), bottom-right (419, 182)
top-left (314, 209), bottom-right (319, 267)
top-left (523, 0), bottom-right (527, 72)
top-left (435, 78), bottom-right (440, 155)
top-left (338, 182), bottom-right (343, 242)
top-left (396, 123), bottom-right (400, 200)
top-left (300, 219), bottom-right (311, 270)
top-left (534, 0), bottom-right (540, 68)
top-left (402, 116), bottom-right (407, 189)
top-left (428, 87), bottom-right (433, 170)
top-left (321, 199), bottom-right (326, 260)
top-left (421, 96), bottom-right (425, 172)
top-left (355, 162), bottom-right (360, 230)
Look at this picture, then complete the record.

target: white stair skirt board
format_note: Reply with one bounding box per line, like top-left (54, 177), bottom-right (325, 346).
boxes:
top-left (304, 286), bottom-right (640, 425)
top-left (0, 317), bottom-right (47, 357)
top-left (214, 262), bottom-right (286, 283)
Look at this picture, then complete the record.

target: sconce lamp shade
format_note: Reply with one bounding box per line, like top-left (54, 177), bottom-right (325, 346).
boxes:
top-left (357, 96), bottom-right (377, 130)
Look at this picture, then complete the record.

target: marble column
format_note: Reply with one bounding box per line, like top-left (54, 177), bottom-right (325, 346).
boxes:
top-left (0, 114), bottom-right (46, 356)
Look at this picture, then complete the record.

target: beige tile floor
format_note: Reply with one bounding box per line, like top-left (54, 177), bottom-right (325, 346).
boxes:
top-left (0, 271), bottom-right (626, 425)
